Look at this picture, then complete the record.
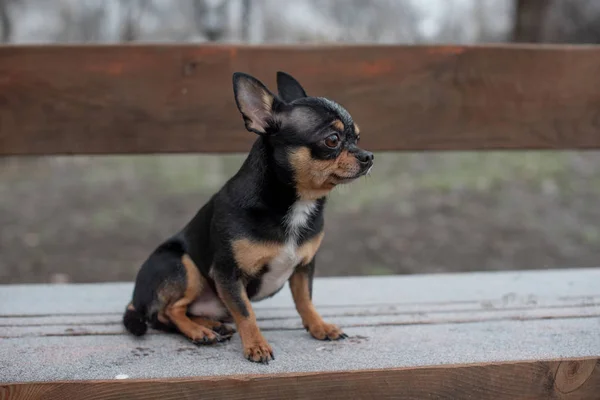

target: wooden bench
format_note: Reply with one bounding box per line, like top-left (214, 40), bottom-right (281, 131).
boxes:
top-left (1, 44), bottom-right (600, 399)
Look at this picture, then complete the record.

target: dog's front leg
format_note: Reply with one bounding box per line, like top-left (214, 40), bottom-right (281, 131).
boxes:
top-left (289, 258), bottom-right (348, 341)
top-left (215, 273), bottom-right (274, 363)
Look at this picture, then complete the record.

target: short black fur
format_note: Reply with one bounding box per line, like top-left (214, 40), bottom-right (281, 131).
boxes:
top-left (123, 71), bottom-right (373, 362)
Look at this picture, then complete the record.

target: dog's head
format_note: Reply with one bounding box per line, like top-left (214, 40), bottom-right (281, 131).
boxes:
top-left (233, 71), bottom-right (374, 200)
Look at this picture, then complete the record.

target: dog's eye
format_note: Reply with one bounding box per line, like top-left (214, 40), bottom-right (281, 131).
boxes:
top-left (324, 134), bottom-right (340, 148)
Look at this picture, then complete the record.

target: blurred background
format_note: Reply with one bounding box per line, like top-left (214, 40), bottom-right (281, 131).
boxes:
top-left (1, 0), bottom-right (599, 284)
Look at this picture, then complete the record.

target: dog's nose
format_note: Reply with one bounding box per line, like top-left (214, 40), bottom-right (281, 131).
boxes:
top-left (356, 150), bottom-right (374, 164)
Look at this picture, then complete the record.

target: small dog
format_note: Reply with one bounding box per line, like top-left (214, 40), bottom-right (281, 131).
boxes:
top-left (123, 71), bottom-right (374, 363)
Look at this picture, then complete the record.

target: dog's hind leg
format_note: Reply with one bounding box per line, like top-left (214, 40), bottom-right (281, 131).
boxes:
top-left (163, 254), bottom-right (229, 345)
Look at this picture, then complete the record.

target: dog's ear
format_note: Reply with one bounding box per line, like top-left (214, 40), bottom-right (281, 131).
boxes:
top-left (276, 71), bottom-right (307, 103)
top-left (233, 72), bottom-right (277, 135)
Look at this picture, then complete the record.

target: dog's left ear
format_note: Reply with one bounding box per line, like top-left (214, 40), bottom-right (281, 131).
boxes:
top-left (233, 72), bottom-right (278, 135)
top-left (276, 71), bottom-right (307, 103)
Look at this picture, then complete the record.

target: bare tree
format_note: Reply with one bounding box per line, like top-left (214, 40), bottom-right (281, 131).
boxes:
top-left (0, 0), bottom-right (11, 42)
top-left (542, 0), bottom-right (600, 43)
top-left (120, 0), bottom-right (149, 42)
top-left (317, 0), bottom-right (419, 43)
top-left (513, 0), bottom-right (551, 42)
top-left (241, 0), bottom-right (250, 42)
top-left (193, 0), bottom-right (230, 41)
top-left (514, 0), bottom-right (600, 44)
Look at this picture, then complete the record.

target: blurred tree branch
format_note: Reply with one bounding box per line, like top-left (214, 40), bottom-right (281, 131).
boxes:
top-left (521, 0), bottom-right (600, 44)
top-left (120, 0), bottom-right (148, 42)
top-left (241, 0), bottom-right (250, 42)
top-left (513, 0), bottom-right (550, 42)
top-left (557, 0), bottom-right (600, 42)
top-left (0, 0), bottom-right (11, 42)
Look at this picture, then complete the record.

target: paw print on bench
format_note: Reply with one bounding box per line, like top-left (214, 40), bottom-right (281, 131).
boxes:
top-left (131, 347), bottom-right (155, 357)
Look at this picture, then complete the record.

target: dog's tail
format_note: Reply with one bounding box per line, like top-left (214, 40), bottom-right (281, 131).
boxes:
top-left (123, 303), bottom-right (148, 336)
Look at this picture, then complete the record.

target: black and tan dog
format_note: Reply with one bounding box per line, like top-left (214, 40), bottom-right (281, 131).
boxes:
top-left (123, 71), bottom-right (374, 363)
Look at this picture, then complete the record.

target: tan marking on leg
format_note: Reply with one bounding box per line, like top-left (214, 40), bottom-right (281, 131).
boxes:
top-left (297, 231), bottom-right (324, 265)
top-left (289, 270), bottom-right (346, 341)
top-left (189, 316), bottom-right (236, 338)
top-left (165, 254), bottom-right (220, 344)
top-left (166, 306), bottom-right (218, 344)
top-left (188, 316), bottom-right (222, 330)
top-left (127, 302), bottom-right (135, 311)
top-left (157, 312), bottom-right (169, 324)
top-left (216, 281), bottom-right (273, 363)
top-left (231, 238), bottom-right (282, 276)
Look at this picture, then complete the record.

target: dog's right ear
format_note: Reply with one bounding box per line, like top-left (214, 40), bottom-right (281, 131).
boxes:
top-left (233, 72), bottom-right (277, 135)
top-left (276, 71), bottom-right (307, 103)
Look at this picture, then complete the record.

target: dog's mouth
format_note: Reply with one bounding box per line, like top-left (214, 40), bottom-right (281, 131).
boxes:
top-left (331, 174), bottom-right (356, 183)
top-left (331, 166), bottom-right (372, 184)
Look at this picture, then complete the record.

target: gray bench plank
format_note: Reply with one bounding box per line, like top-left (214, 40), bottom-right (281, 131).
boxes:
top-left (3, 302), bottom-right (599, 339)
top-left (2, 267), bottom-right (599, 399)
top-left (2, 267), bottom-right (600, 316)
top-left (2, 318), bottom-right (599, 383)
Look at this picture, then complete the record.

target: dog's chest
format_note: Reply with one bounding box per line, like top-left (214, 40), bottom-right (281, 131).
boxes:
top-left (251, 200), bottom-right (317, 300)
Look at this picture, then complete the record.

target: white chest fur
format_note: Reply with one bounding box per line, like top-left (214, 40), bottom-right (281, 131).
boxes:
top-left (252, 200), bottom-right (317, 301)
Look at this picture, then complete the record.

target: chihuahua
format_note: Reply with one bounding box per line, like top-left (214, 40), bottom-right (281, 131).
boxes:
top-left (123, 71), bottom-right (374, 363)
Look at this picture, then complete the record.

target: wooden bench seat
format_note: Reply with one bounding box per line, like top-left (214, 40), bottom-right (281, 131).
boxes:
top-left (2, 43), bottom-right (600, 399)
top-left (2, 268), bottom-right (599, 398)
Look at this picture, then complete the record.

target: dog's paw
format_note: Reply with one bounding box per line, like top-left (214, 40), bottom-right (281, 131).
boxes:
top-left (213, 323), bottom-right (236, 340)
top-left (187, 327), bottom-right (226, 346)
top-left (244, 341), bottom-right (274, 364)
top-left (305, 321), bottom-right (348, 341)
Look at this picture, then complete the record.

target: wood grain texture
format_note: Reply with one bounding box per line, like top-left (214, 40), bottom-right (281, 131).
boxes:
top-left (1, 270), bottom-right (599, 386)
top-left (2, 359), bottom-right (599, 400)
top-left (1, 44), bottom-right (600, 156)
top-left (3, 302), bottom-right (600, 338)
top-left (3, 319), bottom-right (599, 384)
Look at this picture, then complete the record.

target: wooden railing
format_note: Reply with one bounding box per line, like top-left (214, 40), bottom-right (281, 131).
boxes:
top-left (1, 44), bottom-right (600, 156)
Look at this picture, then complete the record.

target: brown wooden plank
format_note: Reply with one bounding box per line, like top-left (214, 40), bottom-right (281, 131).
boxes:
top-left (1, 44), bottom-right (600, 155)
top-left (2, 358), bottom-right (599, 400)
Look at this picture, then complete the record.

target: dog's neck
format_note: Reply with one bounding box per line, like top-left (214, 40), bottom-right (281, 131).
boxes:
top-left (232, 137), bottom-right (325, 214)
